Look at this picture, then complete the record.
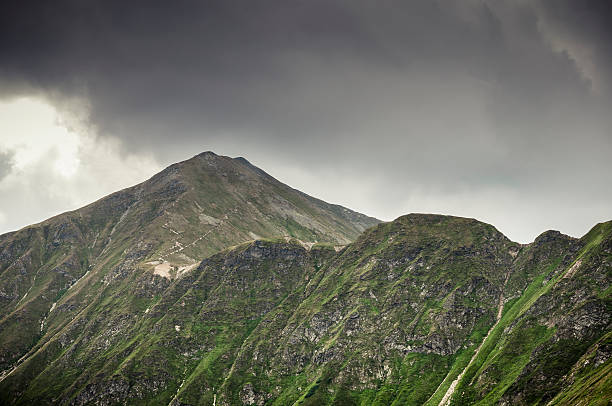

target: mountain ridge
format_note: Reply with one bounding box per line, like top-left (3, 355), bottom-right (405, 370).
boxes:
top-left (0, 152), bottom-right (609, 405)
top-left (1, 151), bottom-right (378, 239)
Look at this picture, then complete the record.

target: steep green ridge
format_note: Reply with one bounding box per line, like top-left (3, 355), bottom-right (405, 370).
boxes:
top-left (0, 152), bottom-right (379, 380)
top-left (212, 217), bottom-right (607, 406)
top-left (0, 239), bottom-right (337, 405)
top-left (0, 154), bottom-right (609, 405)
top-left (213, 214), bottom-right (518, 406)
top-left (453, 221), bottom-right (611, 405)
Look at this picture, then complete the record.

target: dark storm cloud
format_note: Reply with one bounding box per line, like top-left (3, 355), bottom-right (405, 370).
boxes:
top-left (535, 0), bottom-right (612, 91)
top-left (0, 1), bottom-right (545, 144)
top-left (0, 0), bottom-right (611, 241)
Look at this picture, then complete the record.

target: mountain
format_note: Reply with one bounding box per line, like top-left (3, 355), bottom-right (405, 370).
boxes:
top-left (0, 153), bottom-right (609, 405)
top-left (0, 152), bottom-right (379, 385)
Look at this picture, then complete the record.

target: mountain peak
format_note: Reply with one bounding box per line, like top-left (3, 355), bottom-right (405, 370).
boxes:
top-left (189, 150), bottom-right (221, 161)
top-left (175, 151), bottom-right (260, 176)
top-left (533, 229), bottom-right (576, 246)
top-left (395, 213), bottom-right (468, 224)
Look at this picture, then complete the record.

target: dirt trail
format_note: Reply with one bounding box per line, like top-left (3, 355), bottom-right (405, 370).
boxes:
top-left (158, 213), bottom-right (229, 261)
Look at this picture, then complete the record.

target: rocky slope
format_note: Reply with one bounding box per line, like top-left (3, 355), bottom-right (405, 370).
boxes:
top-left (207, 216), bottom-right (610, 406)
top-left (0, 154), bottom-right (609, 405)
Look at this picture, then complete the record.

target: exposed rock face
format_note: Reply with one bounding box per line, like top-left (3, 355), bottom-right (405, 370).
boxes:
top-left (0, 154), bottom-right (609, 405)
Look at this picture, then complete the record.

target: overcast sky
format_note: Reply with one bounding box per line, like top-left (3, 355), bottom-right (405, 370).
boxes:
top-left (0, 0), bottom-right (611, 243)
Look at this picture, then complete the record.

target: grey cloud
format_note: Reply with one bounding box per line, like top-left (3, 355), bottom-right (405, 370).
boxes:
top-left (0, 150), bottom-right (15, 181)
top-left (534, 0), bottom-right (612, 92)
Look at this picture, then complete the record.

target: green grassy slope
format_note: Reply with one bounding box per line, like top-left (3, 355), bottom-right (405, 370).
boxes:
top-left (210, 214), bottom-right (519, 405)
top-left (449, 221), bottom-right (611, 405)
top-left (0, 239), bottom-right (335, 405)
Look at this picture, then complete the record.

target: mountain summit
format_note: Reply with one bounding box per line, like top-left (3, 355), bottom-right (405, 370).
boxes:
top-left (0, 153), bottom-right (609, 406)
top-left (0, 152), bottom-right (378, 381)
